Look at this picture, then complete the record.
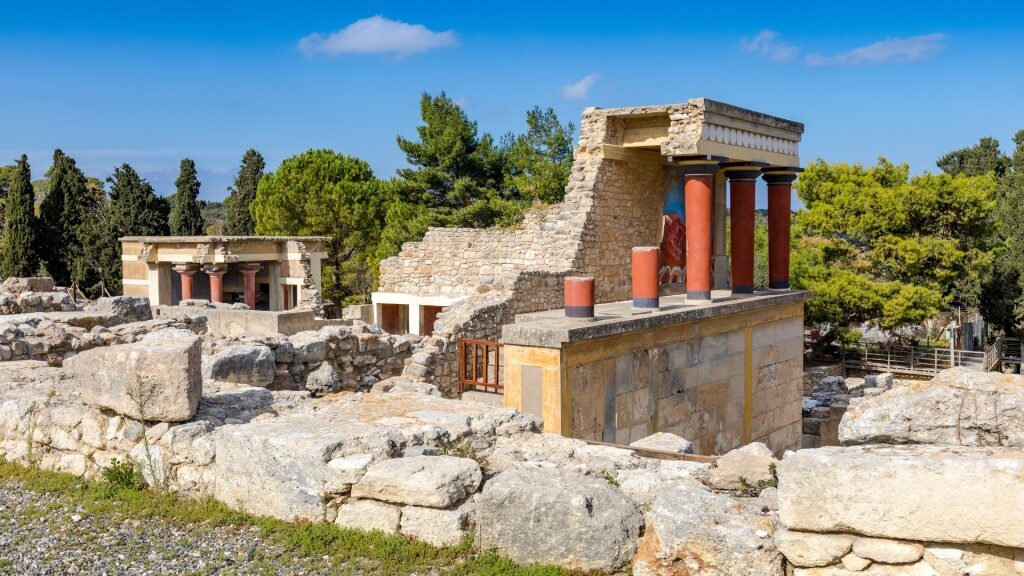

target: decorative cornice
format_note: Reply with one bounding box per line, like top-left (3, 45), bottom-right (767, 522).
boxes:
top-left (701, 123), bottom-right (799, 156)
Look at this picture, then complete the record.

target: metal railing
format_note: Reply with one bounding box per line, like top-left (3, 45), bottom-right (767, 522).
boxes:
top-left (458, 338), bottom-right (503, 392)
top-left (842, 340), bottom-right (986, 376)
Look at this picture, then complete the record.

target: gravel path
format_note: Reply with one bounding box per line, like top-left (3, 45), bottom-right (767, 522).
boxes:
top-left (0, 482), bottom-right (363, 575)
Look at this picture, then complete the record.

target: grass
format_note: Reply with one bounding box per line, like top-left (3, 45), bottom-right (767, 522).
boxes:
top-left (0, 458), bottom-right (592, 576)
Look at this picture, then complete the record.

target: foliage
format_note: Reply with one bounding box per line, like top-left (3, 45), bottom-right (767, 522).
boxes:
top-left (37, 150), bottom-right (90, 286)
top-left (980, 130), bottom-right (1024, 336)
top-left (792, 158), bottom-right (997, 333)
top-left (199, 200), bottom-right (227, 234)
top-left (0, 459), bottom-right (585, 575)
top-left (170, 158), bottom-right (204, 235)
top-left (225, 148), bottom-right (264, 235)
top-left (937, 136), bottom-right (1010, 178)
top-left (1, 155), bottom-right (39, 278)
top-left (100, 458), bottom-right (145, 491)
top-left (502, 106), bottom-right (575, 204)
top-left (252, 149), bottom-right (384, 304)
top-left (98, 164), bottom-right (170, 294)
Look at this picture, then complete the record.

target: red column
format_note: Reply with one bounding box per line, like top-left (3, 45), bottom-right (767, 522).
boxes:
top-left (632, 247), bottom-right (660, 309)
top-left (239, 263), bottom-right (262, 309)
top-left (763, 171), bottom-right (798, 290)
top-left (682, 164), bottom-right (717, 301)
top-left (726, 170), bottom-right (759, 294)
top-left (204, 266), bottom-right (227, 303)
top-left (564, 276), bottom-right (595, 318)
top-left (173, 265), bottom-right (198, 302)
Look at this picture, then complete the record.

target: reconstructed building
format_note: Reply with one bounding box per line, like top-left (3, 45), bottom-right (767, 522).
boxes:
top-left (119, 236), bottom-right (328, 311)
top-left (379, 97), bottom-right (810, 455)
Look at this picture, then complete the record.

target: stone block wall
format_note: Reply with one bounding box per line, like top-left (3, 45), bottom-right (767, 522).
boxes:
top-left (561, 304), bottom-right (803, 455)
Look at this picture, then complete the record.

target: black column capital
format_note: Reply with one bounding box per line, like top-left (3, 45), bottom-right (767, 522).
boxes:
top-left (725, 170), bottom-right (762, 181)
top-left (762, 166), bottom-right (802, 185)
top-left (677, 163), bottom-right (719, 177)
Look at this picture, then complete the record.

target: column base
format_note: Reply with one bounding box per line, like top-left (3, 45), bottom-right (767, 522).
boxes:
top-left (632, 297), bottom-right (660, 309)
top-left (768, 281), bottom-right (791, 290)
top-left (731, 285), bottom-right (754, 294)
top-left (687, 291), bottom-right (712, 301)
top-left (565, 306), bottom-right (595, 318)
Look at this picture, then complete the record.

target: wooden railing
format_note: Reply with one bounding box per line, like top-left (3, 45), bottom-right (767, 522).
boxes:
top-left (458, 338), bottom-right (503, 392)
top-left (842, 340), bottom-right (986, 376)
top-left (984, 337), bottom-right (1004, 372)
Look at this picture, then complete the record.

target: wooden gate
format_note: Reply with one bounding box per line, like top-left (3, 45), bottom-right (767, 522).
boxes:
top-left (458, 338), bottom-right (503, 392)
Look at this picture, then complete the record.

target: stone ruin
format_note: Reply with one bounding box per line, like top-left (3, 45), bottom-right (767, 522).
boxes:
top-left (0, 276), bottom-right (1021, 574)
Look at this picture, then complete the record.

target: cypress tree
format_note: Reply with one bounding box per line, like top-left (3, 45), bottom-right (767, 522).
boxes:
top-left (225, 149), bottom-right (265, 235)
top-left (100, 164), bottom-right (169, 294)
top-left (170, 158), bottom-right (204, 235)
top-left (1, 155), bottom-right (39, 278)
top-left (38, 149), bottom-right (88, 285)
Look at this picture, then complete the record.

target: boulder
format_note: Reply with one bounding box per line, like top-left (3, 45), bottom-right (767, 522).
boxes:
top-left (352, 455), bottom-right (481, 508)
top-left (777, 445), bottom-right (1024, 549)
top-left (839, 368), bottom-right (1024, 447)
top-left (202, 345), bottom-right (276, 387)
top-left (633, 478), bottom-right (783, 576)
top-left (3, 277), bottom-right (55, 293)
top-left (86, 296), bottom-right (152, 324)
top-left (774, 529), bottom-right (853, 567)
top-left (629, 432), bottom-right (694, 454)
top-left (476, 467), bottom-right (642, 573)
top-left (707, 442), bottom-right (778, 491)
top-left (64, 336), bottom-right (201, 422)
top-left (305, 362), bottom-right (340, 397)
top-left (288, 331), bottom-right (327, 363)
top-left (335, 499), bottom-right (401, 534)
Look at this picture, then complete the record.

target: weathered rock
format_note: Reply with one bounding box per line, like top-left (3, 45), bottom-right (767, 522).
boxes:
top-left (305, 362), bottom-right (340, 397)
top-left (634, 479), bottom-right (783, 576)
top-left (64, 336), bottom-right (201, 422)
top-left (352, 456), bottom-right (481, 508)
top-left (839, 368), bottom-right (1024, 447)
top-left (202, 345), bottom-right (276, 387)
top-left (288, 331), bottom-right (327, 364)
top-left (335, 499), bottom-right (401, 534)
top-left (852, 537), bottom-right (924, 564)
top-left (840, 552), bottom-right (871, 571)
top-left (400, 499), bottom-right (475, 546)
top-left (476, 467), bottom-right (642, 572)
top-left (614, 460), bottom-right (709, 507)
top-left (86, 296), bottom-right (152, 324)
top-left (777, 445), bottom-right (1024, 549)
top-left (794, 562), bottom-right (937, 576)
top-left (924, 543), bottom-right (1023, 576)
top-left (775, 529), bottom-right (854, 567)
top-left (707, 441), bottom-right (778, 491)
top-left (629, 432), bottom-right (694, 454)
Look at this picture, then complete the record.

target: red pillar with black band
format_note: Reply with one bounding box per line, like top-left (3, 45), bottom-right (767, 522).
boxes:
top-left (680, 163), bottom-right (718, 301)
top-left (204, 266), bottom-right (227, 303)
top-left (725, 170), bottom-right (760, 294)
top-left (632, 247), bottom-right (660, 310)
top-left (762, 169), bottom-right (800, 290)
top-left (564, 276), bottom-right (595, 318)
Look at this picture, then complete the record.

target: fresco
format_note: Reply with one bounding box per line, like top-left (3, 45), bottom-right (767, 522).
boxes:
top-left (659, 168), bottom-right (685, 285)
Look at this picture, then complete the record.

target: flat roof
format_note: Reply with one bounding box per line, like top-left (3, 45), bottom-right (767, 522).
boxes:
top-left (501, 290), bottom-right (812, 348)
top-left (119, 235), bottom-right (331, 243)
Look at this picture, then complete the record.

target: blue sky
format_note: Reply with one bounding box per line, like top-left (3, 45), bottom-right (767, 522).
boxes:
top-left (2, 1), bottom-right (1023, 205)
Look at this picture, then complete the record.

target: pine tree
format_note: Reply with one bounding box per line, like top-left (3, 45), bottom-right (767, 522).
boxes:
top-left (225, 149), bottom-right (264, 235)
top-left (170, 158), bottom-right (204, 235)
top-left (38, 149), bottom-right (88, 285)
top-left (1, 155), bottom-right (39, 278)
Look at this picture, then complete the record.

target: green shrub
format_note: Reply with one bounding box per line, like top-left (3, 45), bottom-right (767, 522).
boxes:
top-left (101, 458), bottom-right (145, 491)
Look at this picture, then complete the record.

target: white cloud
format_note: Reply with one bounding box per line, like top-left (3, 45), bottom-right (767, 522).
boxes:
top-left (805, 33), bottom-right (946, 66)
top-left (740, 30), bottom-right (798, 63)
top-left (298, 15), bottom-right (457, 58)
top-left (561, 73), bottom-right (599, 100)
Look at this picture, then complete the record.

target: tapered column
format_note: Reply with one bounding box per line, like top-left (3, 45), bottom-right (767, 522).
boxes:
top-left (726, 170), bottom-right (760, 294)
top-left (204, 266), bottom-right (227, 303)
top-left (681, 163), bottom-right (718, 301)
top-left (173, 265), bottom-right (198, 302)
top-left (239, 263), bottom-right (262, 309)
top-left (763, 170), bottom-right (799, 290)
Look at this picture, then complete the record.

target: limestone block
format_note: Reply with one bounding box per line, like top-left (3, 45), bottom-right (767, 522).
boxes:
top-left (476, 467), bottom-right (642, 572)
top-left (852, 537), bottom-right (924, 564)
top-left (305, 362), bottom-right (340, 397)
top-left (839, 368), bottom-right (1024, 448)
top-left (288, 331), bottom-right (327, 364)
top-left (634, 478), bottom-right (783, 576)
top-left (85, 296), bottom-right (152, 324)
top-left (794, 562), bottom-right (937, 576)
top-left (777, 445), bottom-right (1024, 548)
top-left (352, 456), bottom-right (481, 508)
top-left (202, 344), bottom-right (276, 387)
top-left (64, 336), bottom-right (202, 422)
top-left (840, 552), bottom-right (871, 571)
top-left (400, 499), bottom-right (475, 547)
top-left (335, 499), bottom-right (401, 534)
top-left (774, 529), bottom-right (854, 567)
top-left (629, 431), bottom-right (694, 454)
top-left (708, 441), bottom-right (778, 491)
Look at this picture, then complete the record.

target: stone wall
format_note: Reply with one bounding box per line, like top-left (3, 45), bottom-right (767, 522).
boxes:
top-left (0, 277), bottom-right (78, 315)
